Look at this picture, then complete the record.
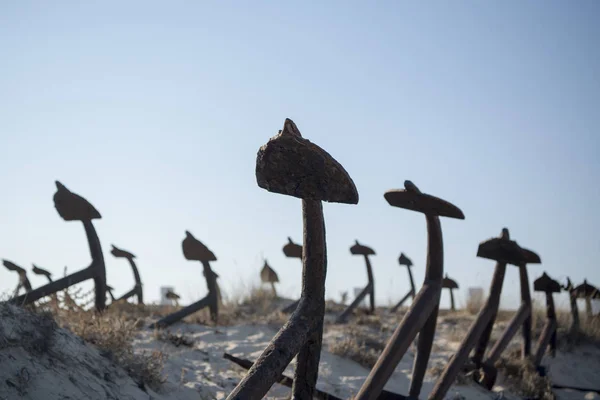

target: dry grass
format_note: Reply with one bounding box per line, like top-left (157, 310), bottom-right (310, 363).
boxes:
top-left (129, 282), bottom-right (290, 327)
top-left (55, 306), bottom-right (166, 391)
top-left (220, 283), bottom-right (292, 326)
top-left (495, 353), bottom-right (555, 400)
top-left (328, 326), bottom-right (384, 369)
top-left (531, 305), bottom-right (600, 350)
top-left (465, 289), bottom-right (485, 315)
top-left (7, 279), bottom-right (598, 399)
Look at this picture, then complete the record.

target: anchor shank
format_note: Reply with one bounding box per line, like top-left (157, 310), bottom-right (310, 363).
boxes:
top-left (409, 214), bottom-right (444, 398)
top-left (354, 283), bottom-right (440, 400)
top-left (485, 302), bottom-right (531, 364)
top-left (364, 255), bottom-right (375, 313)
top-left (472, 261), bottom-right (507, 365)
top-left (518, 264), bottom-right (532, 357)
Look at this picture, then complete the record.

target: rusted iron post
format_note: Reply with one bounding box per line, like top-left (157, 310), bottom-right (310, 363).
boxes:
top-left (226, 118), bottom-right (358, 400)
top-left (442, 275), bottom-right (459, 311)
top-left (280, 237), bottom-right (303, 314)
top-left (390, 253), bottom-right (416, 312)
top-left (429, 228), bottom-right (527, 400)
top-left (110, 244), bottom-right (144, 305)
top-left (336, 240), bottom-right (376, 323)
top-left (9, 182), bottom-right (107, 312)
top-left (150, 231), bottom-right (220, 328)
top-left (3, 260), bottom-right (33, 297)
top-left (519, 261), bottom-right (533, 357)
top-left (354, 181), bottom-right (464, 400)
top-left (260, 260), bottom-right (280, 297)
top-left (532, 272), bottom-right (561, 367)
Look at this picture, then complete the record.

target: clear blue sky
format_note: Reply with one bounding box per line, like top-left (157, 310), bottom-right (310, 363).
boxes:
top-left (1, 1), bottom-right (599, 311)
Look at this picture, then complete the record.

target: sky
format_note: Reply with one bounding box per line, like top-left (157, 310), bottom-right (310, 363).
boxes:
top-left (1, 1), bottom-right (599, 312)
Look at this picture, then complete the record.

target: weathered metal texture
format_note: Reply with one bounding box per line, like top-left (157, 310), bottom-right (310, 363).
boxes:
top-left (260, 260), bottom-right (279, 297)
top-left (336, 240), bottom-right (376, 323)
top-left (3, 260), bottom-right (33, 297)
top-left (9, 181), bottom-right (107, 312)
top-left (110, 244), bottom-right (144, 305)
top-left (429, 228), bottom-right (527, 400)
top-left (280, 237), bottom-right (303, 314)
top-left (442, 275), bottom-right (459, 311)
top-left (532, 272), bottom-right (561, 366)
top-left (354, 181), bottom-right (464, 400)
top-left (226, 118), bottom-right (358, 400)
top-left (150, 231), bottom-right (220, 328)
top-left (390, 253), bottom-right (416, 312)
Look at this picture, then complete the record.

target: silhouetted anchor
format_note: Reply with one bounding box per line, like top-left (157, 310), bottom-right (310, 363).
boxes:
top-left (260, 260), bottom-right (279, 297)
top-left (150, 231), bottom-right (220, 328)
top-left (166, 290), bottom-right (181, 306)
top-left (473, 246), bottom-right (541, 389)
top-left (430, 228), bottom-right (528, 400)
top-left (390, 253), bottom-right (416, 312)
top-left (572, 280), bottom-right (599, 321)
top-left (109, 244), bottom-right (144, 305)
top-left (442, 275), bottom-right (459, 311)
top-left (340, 291), bottom-right (348, 305)
top-left (562, 278), bottom-right (580, 333)
top-left (354, 180), bottom-right (464, 400)
top-left (227, 118), bottom-right (359, 400)
top-left (280, 237), bottom-right (303, 314)
top-left (106, 285), bottom-right (116, 302)
top-left (31, 264), bottom-right (60, 308)
top-left (8, 181), bottom-right (107, 312)
top-left (336, 240), bottom-right (376, 323)
top-left (532, 272), bottom-right (561, 372)
top-left (3, 260), bottom-right (32, 298)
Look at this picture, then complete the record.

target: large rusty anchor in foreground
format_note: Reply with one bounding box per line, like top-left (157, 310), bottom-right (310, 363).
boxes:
top-left (8, 181), bottom-right (107, 312)
top-left (227, 118), bottom-right (359, 400)
top-left (353, 180), bottom-right (464, 400)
